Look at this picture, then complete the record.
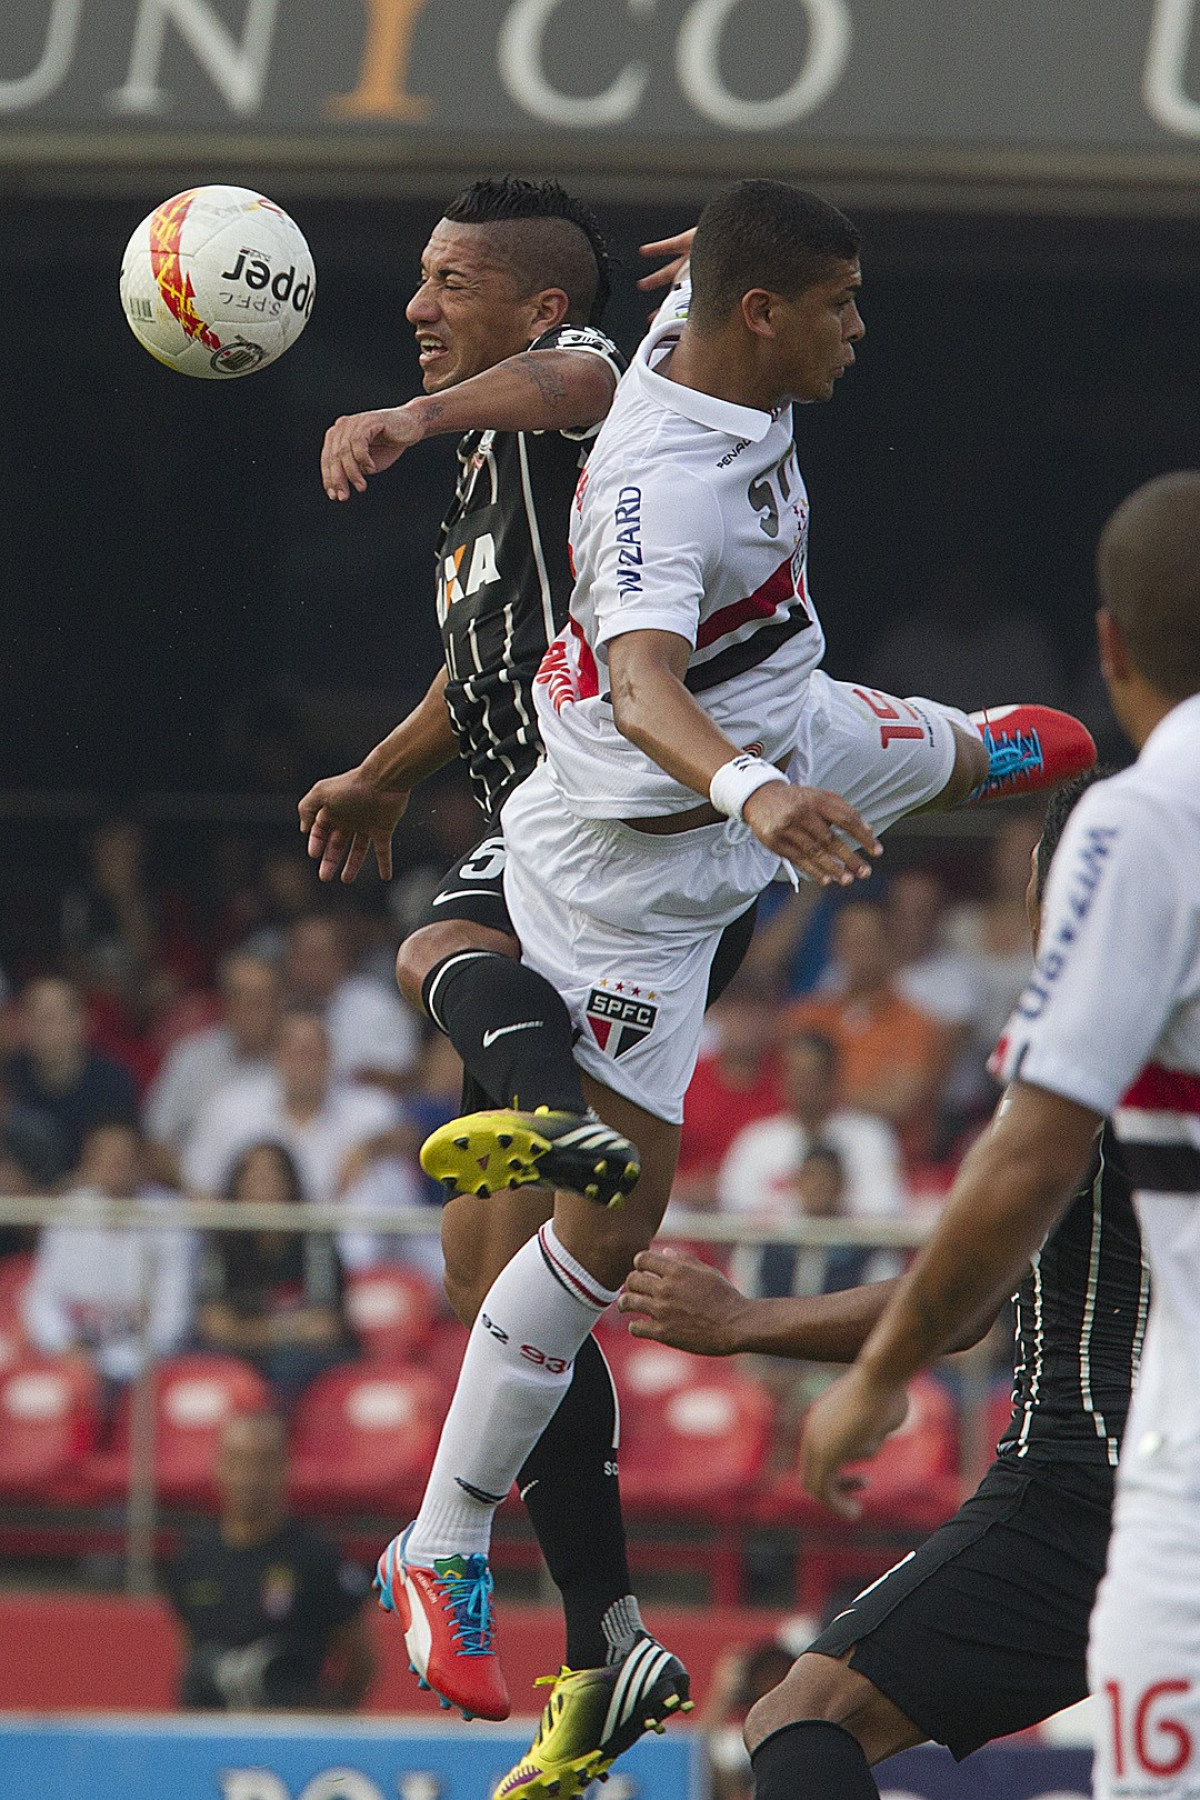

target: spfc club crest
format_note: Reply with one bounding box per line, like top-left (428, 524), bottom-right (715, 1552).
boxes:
top-left (585, 984), bottom-right (658, 1058)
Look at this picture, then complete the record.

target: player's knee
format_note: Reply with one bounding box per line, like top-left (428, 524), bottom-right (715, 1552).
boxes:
top-left (395, 920), bottom-right (518, 1011)
top-left (441, 1256), bottom-right (485, 1326)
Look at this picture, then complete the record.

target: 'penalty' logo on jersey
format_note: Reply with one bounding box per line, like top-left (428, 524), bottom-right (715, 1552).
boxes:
top-left (585, 984), bottom-right (659, 1058)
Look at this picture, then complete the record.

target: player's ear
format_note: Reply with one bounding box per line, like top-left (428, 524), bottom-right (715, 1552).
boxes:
top-left (1096, 606), bottom-right (1132, 685)
top-left (739, 289), bottom-right (776, 339)
top-left (529, 285), bottom-right (571, 338)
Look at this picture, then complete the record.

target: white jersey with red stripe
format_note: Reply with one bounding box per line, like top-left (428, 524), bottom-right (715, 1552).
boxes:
top-left (531, 276), bottom-right (826, 818)
top-left (992, 692), bottom-right (1200, 1502)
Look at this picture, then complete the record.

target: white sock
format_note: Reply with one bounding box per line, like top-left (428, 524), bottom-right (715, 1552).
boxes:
top-left (406, 1223), bottom-right (619, 1566)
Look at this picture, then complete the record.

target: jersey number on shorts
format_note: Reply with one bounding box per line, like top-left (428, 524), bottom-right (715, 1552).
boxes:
top-left (458, 838), bottom-right (507, 882)
top-left (1104, 1679), bottom-right (1194, 1779)
top-left (853, 688), bottom-right (926, 748)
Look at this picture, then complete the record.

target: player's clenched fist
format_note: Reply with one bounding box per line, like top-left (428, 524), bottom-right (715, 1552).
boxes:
top-left (322, 403), bottom-right (428, 501)
top-left (799, 1362), bottom-right (909, 1518)
top-left (742, 781), bottom-right (882, 887)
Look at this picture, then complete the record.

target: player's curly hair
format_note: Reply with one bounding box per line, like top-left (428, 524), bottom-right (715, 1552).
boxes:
top-left (444, 176), bottom-right (612, 326)
top-left (1035, 764), bottom-right (1117, 901)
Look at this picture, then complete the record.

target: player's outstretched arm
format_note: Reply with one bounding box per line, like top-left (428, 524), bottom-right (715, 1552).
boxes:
top-left (608, 629), bottom-right (881, 886)
top-left (298, 667), bottom-right (458, 883)
top-left (619, 1248), bottom-right (994, 1361)
top-left (322, 349), bottom-right (618, 500)
top-left (800, 1081), bottom-right (1100, 1517)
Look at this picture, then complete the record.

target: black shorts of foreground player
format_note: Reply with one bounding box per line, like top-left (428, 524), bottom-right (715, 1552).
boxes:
top-left (397, 177), bottom-right (1095, 1734)
top-left (620, 776), bottom-right (1146, 1796)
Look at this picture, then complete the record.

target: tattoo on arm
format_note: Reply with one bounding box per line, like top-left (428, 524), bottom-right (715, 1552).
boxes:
top-left (517, 353), bottom-right (569, 406)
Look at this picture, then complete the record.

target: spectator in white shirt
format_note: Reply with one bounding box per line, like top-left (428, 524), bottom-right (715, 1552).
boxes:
top-left (23, 1121), bottom-right (193, 1386)
top-left (144, 952), bottom-right (283, 1179)
top-left (717, 1029), bottom-right (908, 1299)
top-left (181, 1010), bottom-right (426, 1272)
top-left (283, 914), bottom-right (417, 1093)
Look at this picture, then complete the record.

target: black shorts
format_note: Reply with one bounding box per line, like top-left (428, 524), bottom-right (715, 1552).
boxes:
top-left (417, 831), bottom-right (759, 1008)
top-left (808, 1455), bottom-right (1115, 1761)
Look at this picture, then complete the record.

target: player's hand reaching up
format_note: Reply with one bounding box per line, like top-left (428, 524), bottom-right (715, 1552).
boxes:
top-left (743, 782), bottom-right (882, 887)
top-left (619, 1248), bottom-right (751, 1356)
top-left (298, 767), bottom-right (410, 883)
top-left (322, 403), bottom-right (428, 501)
top-left (637, 228), bottom-right (696, 307)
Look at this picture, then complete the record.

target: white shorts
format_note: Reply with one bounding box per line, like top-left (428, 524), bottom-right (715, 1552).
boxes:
top-left (1089, 1488), bottom-right (1200, 1800)
top-left (501, 673), bottom-right (961, 1124)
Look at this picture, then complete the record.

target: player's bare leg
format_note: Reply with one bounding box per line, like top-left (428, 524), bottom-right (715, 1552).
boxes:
top-left (744, 1650), bottom-right (924, 1799)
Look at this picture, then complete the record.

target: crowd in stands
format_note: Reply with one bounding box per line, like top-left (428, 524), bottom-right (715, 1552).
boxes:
top-left (0, 806), bottom-right (1043, 1431)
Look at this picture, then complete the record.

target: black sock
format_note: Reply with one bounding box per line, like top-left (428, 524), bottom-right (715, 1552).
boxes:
top-left (517, 1333), bottom-right (639, 1670)
top-left (751, 1722), bottom-right (878, 1800)
top-left (422, 950), bottom-right (586, 1115)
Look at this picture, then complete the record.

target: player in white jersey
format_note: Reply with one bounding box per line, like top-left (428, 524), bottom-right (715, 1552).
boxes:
top-left (377, 179), bottom-right (1096, 1751)
top-left (799, 468), bottom-right (1200, 1800)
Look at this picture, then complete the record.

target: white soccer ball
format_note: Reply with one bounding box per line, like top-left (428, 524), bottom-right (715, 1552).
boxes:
top-left (119, 184), bottom-right (315, 379)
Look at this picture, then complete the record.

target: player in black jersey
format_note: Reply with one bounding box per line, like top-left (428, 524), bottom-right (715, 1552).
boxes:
top-left (620, 767), bottom-right (1147, 1797)
top-left (299, 179), bottom-right (699, 1783)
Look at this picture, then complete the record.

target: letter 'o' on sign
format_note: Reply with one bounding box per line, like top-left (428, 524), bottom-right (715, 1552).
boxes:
top-left (497, 0), bottom-right (654, 126)
top-left (676, 0), bottom-right (851, 128)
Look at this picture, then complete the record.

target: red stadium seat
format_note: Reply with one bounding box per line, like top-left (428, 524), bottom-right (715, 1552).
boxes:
top-left (345, 1264), bottom-right (439, 1362)
top-left (618, 1366), bottom-right (774, 1511)
top-left (87, 1353), bottom-right (272, 1509)
top-left (288, 1361), bottom-right (445, 1516)
top-left (0, 1352), bottom-right (104, 1504)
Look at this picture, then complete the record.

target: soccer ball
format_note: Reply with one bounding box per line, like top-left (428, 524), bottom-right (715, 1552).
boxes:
top-left (119, 184), bottom-right (315, 379)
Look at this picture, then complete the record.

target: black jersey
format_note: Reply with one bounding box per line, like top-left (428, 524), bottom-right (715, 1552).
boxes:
top-left (434, 323), bottom-right (625, 821)
top-left (999, 1121), bottom-right (1149, 1467)
top-left (166, 1518), bottom-right (368, 1707)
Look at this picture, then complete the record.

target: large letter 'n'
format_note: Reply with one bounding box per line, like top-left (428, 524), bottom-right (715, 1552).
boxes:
top-left (109, 0), bottom-right (280, 117)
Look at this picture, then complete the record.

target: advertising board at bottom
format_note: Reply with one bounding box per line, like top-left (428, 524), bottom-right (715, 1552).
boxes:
top-left (0, 1718), bottom-right (1091, 1800)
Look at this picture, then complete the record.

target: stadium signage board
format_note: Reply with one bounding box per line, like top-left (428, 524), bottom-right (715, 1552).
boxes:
top-left (0, 1719), bottom-right (1093, 1800)
top-left (6, 0), bottom-right (1200, 182)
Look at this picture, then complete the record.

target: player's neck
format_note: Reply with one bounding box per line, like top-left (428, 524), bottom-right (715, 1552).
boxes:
top-left (664, 328), bottom-right (779, 416)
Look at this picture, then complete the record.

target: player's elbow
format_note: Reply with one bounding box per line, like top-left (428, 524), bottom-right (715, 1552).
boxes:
top-left (565, 354), bottom-right (617, 428)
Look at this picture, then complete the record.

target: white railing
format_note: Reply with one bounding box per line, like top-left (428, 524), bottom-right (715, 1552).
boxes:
top-left (0, 1194), bottom-right (996, 1597)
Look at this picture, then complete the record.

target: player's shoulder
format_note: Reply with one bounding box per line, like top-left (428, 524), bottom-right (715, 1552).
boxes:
top-left (530, 321), bottom-right (626, 370)
top-left (1059, 762), bottom-right (1179, 861)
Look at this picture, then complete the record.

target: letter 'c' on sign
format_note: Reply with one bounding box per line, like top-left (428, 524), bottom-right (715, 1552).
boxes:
top-left (676, 0), bottom-right (851, 128)
top-left (497, 0), bottom-right (655, 125)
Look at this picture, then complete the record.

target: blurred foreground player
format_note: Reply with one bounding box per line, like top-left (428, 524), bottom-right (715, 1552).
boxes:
top-left (168, 1411), bottom-right (374, 1711)
top-left (393, 177), bottom-right (1095, 1735)
top-left (299, 179), bottom-right (695, 1773)
top-left (799, 469), bottom-right (1200, 1800)
top-left (621, 766), bottom-right (1147, 1790)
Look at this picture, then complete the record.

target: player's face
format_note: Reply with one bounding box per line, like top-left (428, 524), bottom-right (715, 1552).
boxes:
top-left (407, 220), bottom-right (542, 392)
top-left (772, 258), bottom-right (864, 405)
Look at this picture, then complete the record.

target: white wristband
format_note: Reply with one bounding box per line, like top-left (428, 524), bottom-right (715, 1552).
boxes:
top-left (708, 755), bottom-right (788, 823)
